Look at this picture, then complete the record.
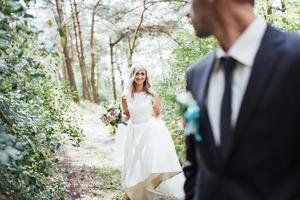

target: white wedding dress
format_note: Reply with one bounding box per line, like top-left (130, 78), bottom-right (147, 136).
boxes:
top-left (114, 92), bottom-right (185, 200)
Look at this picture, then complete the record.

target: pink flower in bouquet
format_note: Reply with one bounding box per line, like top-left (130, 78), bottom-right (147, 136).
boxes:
top-left (112, 110), bottom-right (120, 117)
top-left (100, 105), bottom-right (123, 134)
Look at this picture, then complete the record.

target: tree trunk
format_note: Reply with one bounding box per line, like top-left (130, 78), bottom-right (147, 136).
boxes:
top-left (127, 0), bottom-right (147, 68)
top-left (95, 55), bottom-right (101, 101)
top-left (127, 38), bottom-right (133, 69)
top-left (62, 61), bottom-right (69, 80)
top-left (110, 38), bottom-right (117, 103)
top-left (281, 0), bottom-right (286, 12)
top-left (90, 0), bottom-right (101, 104)
top-left (71, 0), bottom-right (91, 100)
top-left (109, 34), bottom-right (126, 102)
top-left (267, 0), bottom-right (273, 16)
top-left (54, 0), bottom-right (79, 102)
top-left (96, 54), bottom-right (101, 101)
top-left (116, 62), bottom-right (124, 92)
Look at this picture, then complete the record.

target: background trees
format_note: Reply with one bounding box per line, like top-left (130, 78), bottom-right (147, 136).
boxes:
top-left (23, 0), bottom-right (299, 106)
top-left (34, 0), bottom-right (186, 103)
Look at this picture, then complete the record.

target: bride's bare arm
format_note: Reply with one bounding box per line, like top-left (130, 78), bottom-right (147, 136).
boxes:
top-left (152, 95), bottom-right (161, 117)
top-left (121, 95), bottom-right (130, 121)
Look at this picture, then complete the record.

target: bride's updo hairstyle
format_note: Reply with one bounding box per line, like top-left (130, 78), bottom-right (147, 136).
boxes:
top-left (128, 66), bottom-right (155, 98)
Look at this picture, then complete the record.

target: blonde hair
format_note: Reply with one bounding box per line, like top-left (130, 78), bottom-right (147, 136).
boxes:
top-left (128, 66), bottom-right (155, 98)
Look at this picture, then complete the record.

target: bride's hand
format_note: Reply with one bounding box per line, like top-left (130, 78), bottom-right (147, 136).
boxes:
top-left (121, 95), bottom-right (130, 121)
top-left (123, 114), bottom-right (130, 122)
top-left (155, 114), bottom-right (162, 119)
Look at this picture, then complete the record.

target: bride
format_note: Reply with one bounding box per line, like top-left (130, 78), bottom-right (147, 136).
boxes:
top-left (114, 66), bottom-right (185, 200)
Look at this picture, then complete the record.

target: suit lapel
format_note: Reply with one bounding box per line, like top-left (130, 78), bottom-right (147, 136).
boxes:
top-left (195, 51), bottom-right (223, 170)
top-left (196, 52), bottom-right (215, 105)
top-left (223, 25), bottom-right (284, 163)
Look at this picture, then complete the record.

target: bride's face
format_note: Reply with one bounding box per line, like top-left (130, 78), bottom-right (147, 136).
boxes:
top-left (133, 69), bottom-right (147, 86)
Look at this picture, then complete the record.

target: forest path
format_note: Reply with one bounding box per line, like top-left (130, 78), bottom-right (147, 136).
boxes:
top-left (59, 102), bottom-right (123, 200)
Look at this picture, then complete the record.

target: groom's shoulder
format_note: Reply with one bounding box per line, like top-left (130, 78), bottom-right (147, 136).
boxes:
top-left (272, 27), bottom-right (300, 53)
top-left (186, 51), bottom-right (215, 78)
top-left (281, 29), bottom-right (300, 47)
top-left (267, 26), bottom-right (300, 63)
top-left (279, 30), bottom-right (300, 63)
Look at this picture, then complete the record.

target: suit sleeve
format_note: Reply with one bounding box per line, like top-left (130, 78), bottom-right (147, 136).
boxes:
top-left (183, 69), bottom-right (198, 200)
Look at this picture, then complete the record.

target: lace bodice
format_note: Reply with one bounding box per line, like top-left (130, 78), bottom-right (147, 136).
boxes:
top-left (126, 92), bottom-right (153, 124)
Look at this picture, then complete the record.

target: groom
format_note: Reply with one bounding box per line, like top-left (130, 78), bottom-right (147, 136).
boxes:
top-left (184, 0), bottom-right (300, 199)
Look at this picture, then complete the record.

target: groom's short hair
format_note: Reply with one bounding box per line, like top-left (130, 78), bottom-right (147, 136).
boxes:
top-left (237, 0), bottom-right (255, 6)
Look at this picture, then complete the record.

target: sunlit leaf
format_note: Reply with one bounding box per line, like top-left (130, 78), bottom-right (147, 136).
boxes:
top-left (0, 152), bottom-right (9, 164)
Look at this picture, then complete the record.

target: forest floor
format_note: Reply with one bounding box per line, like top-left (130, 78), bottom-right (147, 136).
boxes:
top-left (58, 102), bottom-right (123, 200)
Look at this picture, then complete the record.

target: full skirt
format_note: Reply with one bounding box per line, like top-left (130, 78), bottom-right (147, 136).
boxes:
top-left (114, 117), bottom-right (185, 200)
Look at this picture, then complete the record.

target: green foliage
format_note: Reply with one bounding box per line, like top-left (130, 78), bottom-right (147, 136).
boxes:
top-left (156, 31), bottom-right (217, 163)
top-left (0, 126), bottom-right (21, 165)
top-left (255, 0), bottom-right (300, 32)
top-left (0, 0), bottom-right (83, 199)
top-left (81, 166), bottom-right (122, 199)
top-left (91, 167), bottom-right (122, 191)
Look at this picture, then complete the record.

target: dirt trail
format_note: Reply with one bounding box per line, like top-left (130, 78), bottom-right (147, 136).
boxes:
top-left (60, 103), bottom-right (123, 200)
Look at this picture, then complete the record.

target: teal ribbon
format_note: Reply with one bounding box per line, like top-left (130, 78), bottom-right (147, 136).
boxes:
top-left (176, 92), bottom-right (202, 142)
top-left (118, 104), bottom-right (128, 126)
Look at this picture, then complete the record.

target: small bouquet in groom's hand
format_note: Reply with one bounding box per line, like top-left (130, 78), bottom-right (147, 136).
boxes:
top-left (100, 105), bottom-right (127, 134)
top-left (176, 92), bottom-right (202, 142)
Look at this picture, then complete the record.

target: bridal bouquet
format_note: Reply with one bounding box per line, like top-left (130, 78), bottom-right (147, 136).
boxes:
top-left (100, 105), bottom-right (127, 134)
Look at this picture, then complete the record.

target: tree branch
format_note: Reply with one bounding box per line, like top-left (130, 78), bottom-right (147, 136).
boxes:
top-left (129, 0), bottom-right (147, 51)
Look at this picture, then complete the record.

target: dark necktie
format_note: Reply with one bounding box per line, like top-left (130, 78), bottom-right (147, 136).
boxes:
top-left (220, 57), bottom-right (237, 159)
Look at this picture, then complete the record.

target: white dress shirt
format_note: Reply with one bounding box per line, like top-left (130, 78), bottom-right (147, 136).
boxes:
top-left (207, 16), bottom-right (267, 145)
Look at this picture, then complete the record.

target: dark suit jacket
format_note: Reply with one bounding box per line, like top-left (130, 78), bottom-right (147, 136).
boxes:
top-left (184, 25), bottom-right (300, 200)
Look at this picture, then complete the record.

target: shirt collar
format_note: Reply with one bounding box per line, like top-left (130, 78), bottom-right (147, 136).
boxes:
top-left (216, 16), bottom-right (267, 67)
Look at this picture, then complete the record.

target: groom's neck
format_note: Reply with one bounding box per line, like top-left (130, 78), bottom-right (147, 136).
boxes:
top-left (212, 3), bottom-right (256, 52)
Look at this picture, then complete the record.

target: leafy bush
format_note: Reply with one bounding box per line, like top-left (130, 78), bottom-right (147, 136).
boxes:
top-left (156, 31), bottom-right (217, 163)
top-left (0, 0), bottom-right (83, 199)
